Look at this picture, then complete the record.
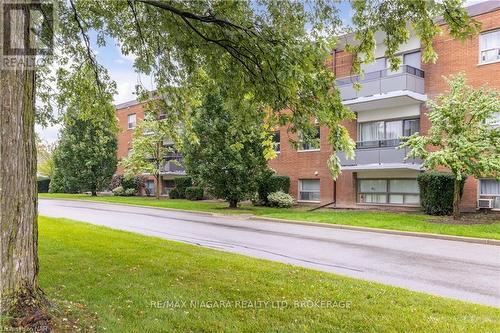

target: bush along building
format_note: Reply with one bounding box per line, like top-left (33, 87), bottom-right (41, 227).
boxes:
top-left (116, 1), bottom-right (499, 210)
top-left (268, 1), bottom-right (500, 212)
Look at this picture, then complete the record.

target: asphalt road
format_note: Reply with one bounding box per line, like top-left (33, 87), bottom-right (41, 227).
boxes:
top-left (39, 199), bottom-right (500, 307)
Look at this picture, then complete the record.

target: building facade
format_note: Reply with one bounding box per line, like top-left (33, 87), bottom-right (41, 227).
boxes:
top-left (269, 1), bottom-right (500, 211)
top-left (115, 100), bottom-right (186, 197)
top-left (116, 2), bottom-right (499, 209)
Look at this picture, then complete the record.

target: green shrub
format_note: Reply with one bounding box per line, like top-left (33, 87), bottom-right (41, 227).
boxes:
top-left (267, 191), bottom-right (294, 208)
top-left (417, 172), bottom-right (464, 216)
top-left (109, 175), bottom-right (124, 190)
top-left (174, 177), bottom-right (192, 198)
top-left (169, 188), bottom-right (181, 199)
top-left (121, 175), bottom-right (146, 191)
top-left (112, 186), bottom-right (125, 196)
top-left (256, 171), bottom-right (290, 206)
top-left (37, 178), bottom-right (51, 193)
top-left (124, 188), bottom-right (137, 196)
top-left (185, 187), bottom-right (204, 200)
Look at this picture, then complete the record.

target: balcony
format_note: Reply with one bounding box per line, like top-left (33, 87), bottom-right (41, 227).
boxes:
top-left (336, 65), bottom-right (426, 111)
top-left (337, 140), bottom-right (422, 171)
top-left (161, 155), bottom-right (185, 174)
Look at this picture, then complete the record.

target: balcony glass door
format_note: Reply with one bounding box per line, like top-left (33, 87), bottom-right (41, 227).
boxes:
top-left (384, 120), bottom-right (403, 147)
top-left (361, 58), bottom-right (386, 76)
top-left (358, 118), bottom-right (419, 148)
top-left (359, 121), bottom-right (384, 148)
top-left (403, 51), bottom-right (421, 69)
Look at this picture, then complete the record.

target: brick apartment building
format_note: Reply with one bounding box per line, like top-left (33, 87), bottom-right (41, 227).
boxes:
top-left (115, 100), bottom-right (186, 196)
top-left (116, 1), bottom-right (500, 210)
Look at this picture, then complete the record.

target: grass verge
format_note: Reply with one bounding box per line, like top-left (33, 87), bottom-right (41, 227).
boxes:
top-left (38, 216), bottom-right (499, 332)
top-left (39, 193), bottom-right (500, 240)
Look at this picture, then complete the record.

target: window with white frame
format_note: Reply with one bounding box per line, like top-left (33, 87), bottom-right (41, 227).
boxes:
top-left (298, 127), bottom-right (320, 151)
top-left (299, 179), bottom-right (320, 202)
top-left (127, 113), bottom-right (137, 129)
top-left (480, 29), bottom-right (500, 64)
top-left (358, 118), bottom-right (419, 148)
top-left (486, 112), bottom-right (500, 127)
top-left (358, 178), bottom-right (420, 205)
top-left (145, 180), bottom-right (155, 195)
top-left (479, 179), bottom-right (500, 209)
top-left (272, 131), bottom-right (281, 152)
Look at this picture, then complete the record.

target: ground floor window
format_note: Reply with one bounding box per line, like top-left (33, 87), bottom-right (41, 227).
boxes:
top-left (298, 179), bottom-right (320, 202)
top-left (163, 179), bottom-right (176, 195)
top-left (479, 179), bottom-right (500, 209)
top-left (145, 180), bottom-right (155, 196)
top-left (358, 178), bottom-right (419, 205)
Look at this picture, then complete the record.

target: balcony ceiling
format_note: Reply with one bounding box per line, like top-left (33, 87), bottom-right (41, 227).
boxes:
top-left (342, 163), bottom-right (423, 171)
top-left (343, 91), bottom-right (427, 112)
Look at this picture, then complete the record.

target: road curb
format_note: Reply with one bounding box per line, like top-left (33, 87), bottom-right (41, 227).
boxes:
top-left (39, 197), bottom-right (500, 246)
top-left (250, 216), bottom-right (500, 246)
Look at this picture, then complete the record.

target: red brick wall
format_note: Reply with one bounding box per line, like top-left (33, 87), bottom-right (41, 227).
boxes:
top-left (269, 49), bottom-right (358, 206)
top-left (116, 102), bottom-right (146, 174)
top-left (421, 9), bottom-right (500, 211)
top-left (268, 124), bottom-right (335, 204)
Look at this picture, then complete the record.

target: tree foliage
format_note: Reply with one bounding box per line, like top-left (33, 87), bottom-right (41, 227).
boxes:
top-left (36, 137), bottom-right (56, 178)
top-left (37, 0), bottom-right (482, 179)
top-left (401, 74), bottom-right (500, 218)
top-left (50, 66), bottom-right (118, 195)
top-left (183, 90), bottom-right (268, 207)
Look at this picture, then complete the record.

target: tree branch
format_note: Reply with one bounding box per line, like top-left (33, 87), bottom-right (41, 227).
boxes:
top-left (69, 0), bottom-right (102, 90)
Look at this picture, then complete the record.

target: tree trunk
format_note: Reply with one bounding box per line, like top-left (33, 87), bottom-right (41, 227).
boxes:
top-left (452, 178), bottom-right (462, 220)
top-left (155, 175), bottom-right (161, 200)
top-left (91, 190), bottom-right (97, 197)
top-left (0, 4), bottom-right (41, 314)
top-left (229, 200), bottom-right (238, 208)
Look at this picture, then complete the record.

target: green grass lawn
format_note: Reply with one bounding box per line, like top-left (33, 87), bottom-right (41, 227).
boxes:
top-left (39, 193), bottom-right (500, 240)
top-left (37, 216), bottom-right (499, 332)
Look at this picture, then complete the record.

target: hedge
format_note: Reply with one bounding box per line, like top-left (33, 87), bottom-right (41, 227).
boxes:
top-left (185, 187), bottom-right (204, 201)
top-left (257, 173), bottom-right (291, 206)
top-left (37, 178), bottom-right (51, 193)
top-left (169, 188), bottom-right (181, 199)
top-left (417, 172), bottom-right (464, 216)
top-left (174, 177), bottom-right (192, 198)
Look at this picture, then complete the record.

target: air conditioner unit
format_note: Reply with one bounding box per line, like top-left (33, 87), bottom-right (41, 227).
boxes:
top-left (478, 198), bottom-right (493, 209)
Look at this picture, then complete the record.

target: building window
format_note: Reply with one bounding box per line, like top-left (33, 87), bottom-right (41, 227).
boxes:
top-left (403, 51), bottom-right (421, 70)
top-left (479, 179), bottom-right (500, 209)
top-left (486, 112), bottom-right (500, 127)
top-left (299, 179), bottom-right (320, 202)
top-left (358, 179), bottom-right (420, 205)
top-left (127, 113), bottom-right (137, 129)
top-left (298, 127), bottom-right (320, 151)
top-left (163, 179), bottom-right (176, 195)
top-left (480, 29), bottom-right (500, 64)
top-left (145, 180), bottom-right (155, 195)
top-left (358, 118), bottom-right (419, 148)
top-left (272, 131), bottom-right (281, 152)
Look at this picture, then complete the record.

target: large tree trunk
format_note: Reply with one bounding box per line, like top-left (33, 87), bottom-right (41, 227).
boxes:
top-left (452, 178), bottom-right (462, 220)
top-left (0, 3), bottom-right (41, 315)
top-left (155, 175), bottom-right (161, 200)
top-left (229, 199), bottom-right (238, 208)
